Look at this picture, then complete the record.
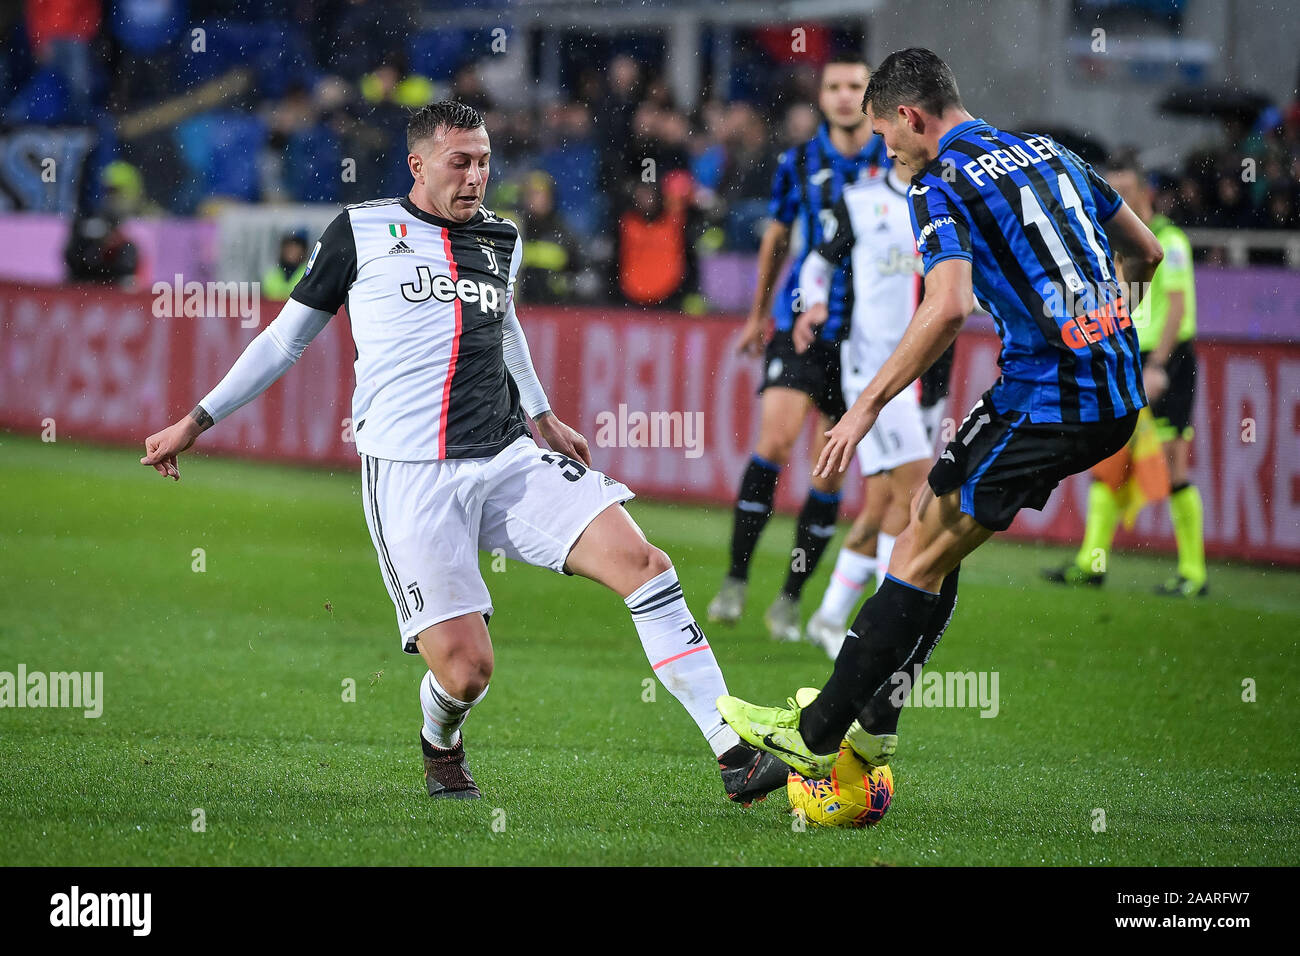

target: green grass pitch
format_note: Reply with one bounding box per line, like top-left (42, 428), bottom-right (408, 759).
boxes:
top-left (2, 433), bottom-right (1296, 865)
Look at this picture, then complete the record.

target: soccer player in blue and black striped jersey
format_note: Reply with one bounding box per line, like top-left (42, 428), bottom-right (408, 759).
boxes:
top-left (709, 56), bottom-right (889, 642)
top-left (717, 49), bottom-right (1167, 781)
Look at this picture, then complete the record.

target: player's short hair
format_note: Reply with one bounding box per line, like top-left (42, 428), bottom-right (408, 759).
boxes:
top-left (407, 101), bottom-right (485, 153)
top-left (863, 48), bottom-right (963, 118)
top-left (823, 53), bottom-right (871, 75)
top-left (1107, 147), bottom-right (1146, 182)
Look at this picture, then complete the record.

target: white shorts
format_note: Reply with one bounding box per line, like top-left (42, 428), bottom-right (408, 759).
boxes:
top-left (843, 376), bottom-right (931, 477)
top-left (360, 436), bottom-right (635, 654)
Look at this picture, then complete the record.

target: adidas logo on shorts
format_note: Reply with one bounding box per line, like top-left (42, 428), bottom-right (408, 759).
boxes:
top-left (388, 240), bottom-right (415, 255)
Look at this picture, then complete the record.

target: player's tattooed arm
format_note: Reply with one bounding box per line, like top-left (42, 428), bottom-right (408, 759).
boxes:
top-left (188, 404), bottom-right (215, 433)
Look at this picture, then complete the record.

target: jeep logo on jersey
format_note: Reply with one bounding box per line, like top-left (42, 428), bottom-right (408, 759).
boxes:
top-left (400, 265), bottom-right (504, 313)
top-left (877, 245), bottom-right (922, 277)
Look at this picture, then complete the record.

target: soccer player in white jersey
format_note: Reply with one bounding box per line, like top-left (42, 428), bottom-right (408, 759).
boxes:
top-left (139, 101), bottom-right (788, 805)
top-left (792, 161), bottom-right (934, 659)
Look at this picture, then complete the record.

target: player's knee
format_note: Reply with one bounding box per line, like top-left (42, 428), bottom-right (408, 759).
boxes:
top-left (639, 543), bottom-right (673, 581)
top-left (437, 635), bottom-right (493, 701)
top-left (811, 470), bottom-right (845, 495)
top-left (754, 436), bottom-right (794, 466)
top-left (889, 526), bottom-right (936, 586)
top-left (619, 539), bottom-right (673, 588)
top-left (845, 524), bottom-right (875, 552)
top-left (442, 652), bottom-right (492, 702)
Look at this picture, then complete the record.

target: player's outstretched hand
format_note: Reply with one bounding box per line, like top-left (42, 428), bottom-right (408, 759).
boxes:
top-left (140, 416), bottom-right (202, 481)
top-left (536, 412), bottom-right (592, 467)
top-left (793, 303), bottom-right (828, 354)
top-left (815, 403), bottom-right (878, 478)
top-left (735, 313), bottom-right (768, 358)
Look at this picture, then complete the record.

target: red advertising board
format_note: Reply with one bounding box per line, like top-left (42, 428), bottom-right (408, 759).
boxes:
top-left (2, 282), bottom-right (1296, 565)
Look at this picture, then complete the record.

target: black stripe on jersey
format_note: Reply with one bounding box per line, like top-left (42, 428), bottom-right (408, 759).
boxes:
top-left (1019, 145), bottom-right (1138, 419)
top-left (1013, 147), bottom-right (1119, 421)
top-left (840, 232), bottom-right (856, 343)
top-left (1008, 145), bottom-right (1133, 418)
top-left (817, 143), bottom-right (835, 208)
top-left (910, 185), bottom-right (971, 262)
top-left (794, 142), bottom-right (810, 205)
top-left (817, 196), bottom-right (857, 262)
top-left (818, 149), bottom-right (852, 337)
top-left (945, 140), bottom-right (1083, 421)
top-left (1109, 323), bottom-right (1141, 414)
top-left (365, 455), bottom-right (410, 623)
top-left (795, 143), bottom-right (811, 259)
top-left (291, 211), bottom-right (359, 316)
top-left (440, 222), bottom-right (531, 458)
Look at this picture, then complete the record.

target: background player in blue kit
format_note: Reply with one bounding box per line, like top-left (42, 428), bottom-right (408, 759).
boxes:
top-left (710, 56), bottom-right (889, 642)
top-left (718, 49), bottom-right (1168, 779)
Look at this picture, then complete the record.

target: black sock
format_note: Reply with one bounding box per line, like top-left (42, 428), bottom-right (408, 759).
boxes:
top-left (782, 488), bottom-right (841, 599)
top-left (799, 576), bottom-right (940, 754)
top-left (857, 565), bottom-right (960, 736)
top-left (727, 455), bottom-right (780, 580)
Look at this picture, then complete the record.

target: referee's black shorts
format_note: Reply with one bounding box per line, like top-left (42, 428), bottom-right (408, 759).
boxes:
top-left (929, 390), bottom-right (1138, 532)
top-left (757, 330), bottom-right (846, 420)
top-left (1143, 341), bottom-right (1197, 442)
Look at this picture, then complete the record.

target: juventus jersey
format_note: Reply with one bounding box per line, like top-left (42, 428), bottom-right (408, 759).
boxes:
top-left (291, 196), bottom-right (529, 461)
top-left (803, 169), bottom-right (922, 380)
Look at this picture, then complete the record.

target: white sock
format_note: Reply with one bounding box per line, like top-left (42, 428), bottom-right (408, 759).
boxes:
top-left (625, 567), bottom-right (740, 758)
top-left (818, 547), bottom-right (877, 626)
top-left (876, 533), bottom-right (897, 588)
top-left (420, 670), bottom-right (487, 750)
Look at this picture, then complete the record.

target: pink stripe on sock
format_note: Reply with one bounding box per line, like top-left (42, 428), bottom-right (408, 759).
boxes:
top-left (832, 570), bottom-right (865, 590)
top-left (652, 645), bottom-right (711, 670)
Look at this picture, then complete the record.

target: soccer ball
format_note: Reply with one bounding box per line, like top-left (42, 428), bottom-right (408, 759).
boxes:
top-left (787, 744), bottom-right (894, 828)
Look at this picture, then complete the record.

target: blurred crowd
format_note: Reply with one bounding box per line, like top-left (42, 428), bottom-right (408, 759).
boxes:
top-left (3, 0), bottom-right (847, 305)
top-left (4, 1), bottom-right (1299, 301)
top-left (1154, 106), bottom-right (1300, 264)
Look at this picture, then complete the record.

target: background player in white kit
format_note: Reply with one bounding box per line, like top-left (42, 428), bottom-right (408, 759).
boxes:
top-left (139, 101), bottom-right (787, 805)
top-left (792, 161), bottom-right (933, 658)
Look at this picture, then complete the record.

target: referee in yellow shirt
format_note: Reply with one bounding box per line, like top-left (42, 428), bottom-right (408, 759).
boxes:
top-left (1045, 156), bottom-right (1207, 596)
